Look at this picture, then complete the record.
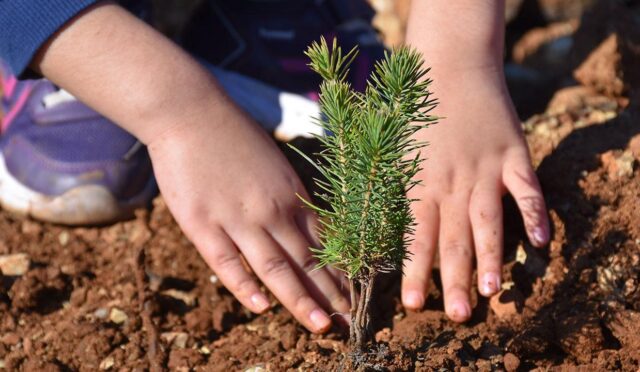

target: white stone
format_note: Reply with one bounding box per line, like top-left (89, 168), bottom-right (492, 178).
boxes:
top-left (0, 253), bottom-right (29, 276)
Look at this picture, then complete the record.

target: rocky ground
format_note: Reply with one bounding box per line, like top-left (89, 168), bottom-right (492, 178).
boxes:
top-left (1, 0), bottom-right (640, 371)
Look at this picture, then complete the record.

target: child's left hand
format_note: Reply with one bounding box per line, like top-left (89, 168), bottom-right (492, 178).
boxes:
top-left (400, 64), bottom-right (550, 322)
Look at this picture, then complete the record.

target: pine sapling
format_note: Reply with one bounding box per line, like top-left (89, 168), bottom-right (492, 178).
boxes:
top-left (292, 38), bottom-right (438, 355)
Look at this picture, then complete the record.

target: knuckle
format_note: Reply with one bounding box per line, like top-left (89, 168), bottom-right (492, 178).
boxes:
top-left (300, 254), bottom-right (320, 274)
top-left (210, 249), bottom-right (240, 271)
top-left (442, 240), bottom-right (472, 259)
top-left (251, 199), bottom-right (288, 225)
top-left (262, 255), bottom-right (291, 277)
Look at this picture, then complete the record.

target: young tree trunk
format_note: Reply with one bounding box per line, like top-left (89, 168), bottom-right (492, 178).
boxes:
top-left (349, 273), bottom-right (377, 354)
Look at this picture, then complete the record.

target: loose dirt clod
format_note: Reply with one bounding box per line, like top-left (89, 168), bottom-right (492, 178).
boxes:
top-left (0, 253), bottom-right (29, 276)
top-left (109, 308), bottom-right (128, 325)
top-left (503, 352), bottom-right (521, 371)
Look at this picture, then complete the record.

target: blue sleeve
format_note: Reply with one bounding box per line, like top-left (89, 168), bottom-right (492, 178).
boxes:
top-left (0, 0), bottom-right (99, 76)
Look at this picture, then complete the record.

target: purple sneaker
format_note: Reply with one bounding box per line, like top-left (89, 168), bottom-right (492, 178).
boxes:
top-left (0, 65), bottom-right (157, 225)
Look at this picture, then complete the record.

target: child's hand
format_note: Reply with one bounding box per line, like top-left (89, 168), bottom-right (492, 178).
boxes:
top-left (401, 65), bottom-right (550, 321)
top-left (31, 2), bottom-right (349, 334)
top-left (401, 0), bottom-right (550, 323)
top-left (147, 106), bottom-right (350, 333)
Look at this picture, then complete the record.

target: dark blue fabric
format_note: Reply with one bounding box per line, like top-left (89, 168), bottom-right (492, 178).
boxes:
top-left (0, 0), bottom-right (100, 76)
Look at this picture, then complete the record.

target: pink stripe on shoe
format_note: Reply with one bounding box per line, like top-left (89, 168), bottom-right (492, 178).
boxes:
top-left (2, 75), bottom-right (17, 98)
top-left (2, 89), bottom-right (30, 132)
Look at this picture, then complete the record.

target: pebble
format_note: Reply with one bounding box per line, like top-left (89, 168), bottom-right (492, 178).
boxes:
top-left (0, 333), bottom-right (20, 346)
top-left (312, 339), bottom-right (341, 352)
top-left (503, 353), bottom-right (520, 371)
top-left (0, 253), bottom-right (30, 276)
top-left (244, 366), bottom-right (266, 372)
top-left (161, 332), bottom-right (189, 349)
top-left (109, 308), bottom-right (128, 324)
top-left (489, 289), bottom-right (522, 318)
top-left (161, 289), bottom-right (197, 307)
top-left (99, 356), bottom-right (115, 370)
top-left (375, 327), bottom-right (392, 343)
top-left (601, 150), bottom-right (636, 180)
top-left (94, 308), bottom-right (109, 319)
top-left (199, 346), bottom-right (211, 355)
top-left (21, 220), bottom-right (42, 235)
top-left (58, 231), bottom-right (70, 246)
top-left (209, 275), bottom-right (219, 284)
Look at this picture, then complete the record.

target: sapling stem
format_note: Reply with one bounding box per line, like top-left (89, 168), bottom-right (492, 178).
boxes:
top-left (291, 37), bottom-right (438, 363)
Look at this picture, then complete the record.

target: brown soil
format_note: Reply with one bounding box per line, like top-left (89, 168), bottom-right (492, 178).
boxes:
top-left (2, 1), bottom-right (640, 371)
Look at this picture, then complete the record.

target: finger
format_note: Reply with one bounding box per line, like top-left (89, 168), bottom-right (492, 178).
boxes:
top-left (503, 153), bottom-right (550, 247)
top-left (270, 218), bottom-right (351, 315)
top-left (439, 197), bottom-right (474, 322)
top-left (469, 180), bottom-right (503, 297)
top-left (193, 228), bottom-right (270, 314)
top-left (235, 228), bottom-right (333, 333)
top-left (294, 208), bottom-right (323, 249)
top-left (402, 199), bottom-right (439, 310)
top-left (295, 211), bottom-right (351, 307)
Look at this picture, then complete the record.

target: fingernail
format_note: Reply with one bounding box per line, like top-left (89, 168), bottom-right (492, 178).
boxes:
top-left (403, 291), bottom-right (424, 310)
top-left (532, 227), bottom-right (548, 246)
top-left (481, 272), bottom-right (501, 296)
top-left (250, 293), bottom-right (270, 313)
top-left (309, 309), bottom-right (331, 332)
top-left (451, 301), bottom-right (471, 321)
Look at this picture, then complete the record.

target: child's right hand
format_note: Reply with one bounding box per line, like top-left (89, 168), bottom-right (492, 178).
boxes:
top-left (147, 101), bottom-right (350, 333)
top-left (30, 2), bottom-right (349, 333)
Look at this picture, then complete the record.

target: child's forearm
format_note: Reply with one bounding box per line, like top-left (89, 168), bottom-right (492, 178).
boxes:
top-left (405, 0), bottom-right (505, 72)
top-left (31, 2), bottom-right (237, 145)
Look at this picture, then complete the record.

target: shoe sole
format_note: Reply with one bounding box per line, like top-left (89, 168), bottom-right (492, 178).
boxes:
top-left (0, 152), bottom-right (157, 225)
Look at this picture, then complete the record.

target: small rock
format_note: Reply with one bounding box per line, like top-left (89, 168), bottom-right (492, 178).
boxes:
top-left (209, 275), bottom-right (219, 284)
top-left (174, 333), bottom-right (188, 349)
top-left (99, 356), bottom-right (115, 370)
top-left (161, 289), bottom-right (197, 307)
top-left (58, 231), bottom-right (70, 246)
top-left (69, 287), bottom-right (87, 307)
top-left (109, 308), bottom-right (128, 324)
top-left (278, 326), bottom-right (298, 350)
top-left (0, 253), bottom-right (30, 276)
top-left (245, 324), bottom-right (260, 332)
top-left (161, 332), bottom-right (189, 349)
top-left (21, 220), bottom-right (42, 235)
top-left (244, 366), bottom-right (266, 372)
top-left (312, 339), bottom-right (341, 352)
top-left (490, 289), bottom-right (523, 318)
top-left (629, 134), bottom-right (640, 159)
top-left (375, 327), bottom-right (392, 343)
top-left (94, 308), bottom-right (109, 319)
top-left (0, 359), bottom-right (5, 369)
top-left (601, 150), bottom-right (636, 179)
top-left (0, 333), bottom-right (20, 345)
top-left (199, 346), bottom-right (211, 355)
top-left (503, 352), bottom-right (520, 371)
